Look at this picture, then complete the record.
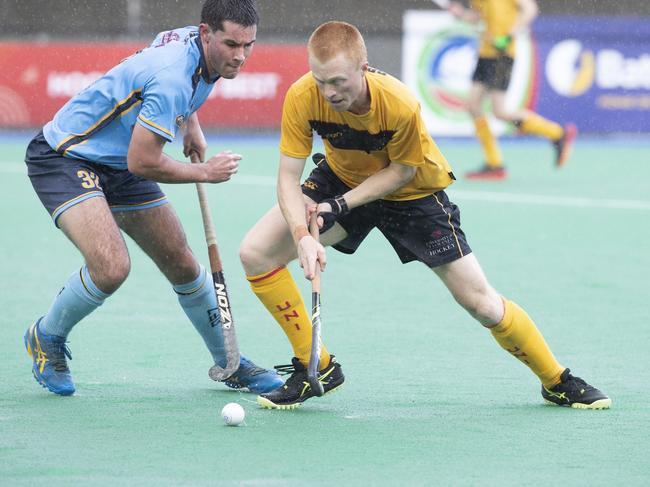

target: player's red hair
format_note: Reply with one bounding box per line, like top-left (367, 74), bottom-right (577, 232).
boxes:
top-left (307, 21), bottom-right (367, 66)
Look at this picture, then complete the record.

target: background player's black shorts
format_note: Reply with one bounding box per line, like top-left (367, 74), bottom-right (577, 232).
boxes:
top-left (301, 158), bottom-right (472, 268)
top-left (472, 56), bottom-right (514, 91)
top-left (25, 132), bottom-right (167, 227)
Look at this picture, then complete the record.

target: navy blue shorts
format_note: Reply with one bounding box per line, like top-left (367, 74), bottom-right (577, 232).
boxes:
top-left (25, 132), bottom-right (168, 227)
top-left (301, 157), bottom-right (472, 268)
top-left (472, 56), bottom-right (514, 91)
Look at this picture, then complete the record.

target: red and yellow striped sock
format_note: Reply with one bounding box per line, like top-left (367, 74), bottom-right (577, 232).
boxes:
top-left (490, 299), bottom-right (564, 388)
top-left (519, 113), bottom-right (563, 141)
top-left (247, 267), bottom-right (330, 369)
top-left (474, 116), bottom-right (503, 168)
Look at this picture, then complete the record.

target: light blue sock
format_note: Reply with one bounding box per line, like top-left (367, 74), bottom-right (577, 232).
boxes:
top-left (174, 265), bottom-right (227, 367)
top-left (40, 265), bottom-right (111, 338)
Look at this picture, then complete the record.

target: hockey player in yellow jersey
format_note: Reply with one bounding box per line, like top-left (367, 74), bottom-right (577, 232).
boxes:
top-left (239, 21), bottom-right (609, 410)
top-left (449, 0), bottom-right (577, 180)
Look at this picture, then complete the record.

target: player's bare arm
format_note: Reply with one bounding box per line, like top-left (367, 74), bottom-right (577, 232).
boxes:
top-left (323, 161), bottom-right (416, 212)
top-left (277, 153), bottom-right (326, 280)
top-left (127, 123), bottom-right (241, 184)
top-left (448, 1), bottom-right (481, 23)
top-left (182, 112), bottom-right (208, 160)
top-left (512, 0), bottom-right (539, 34)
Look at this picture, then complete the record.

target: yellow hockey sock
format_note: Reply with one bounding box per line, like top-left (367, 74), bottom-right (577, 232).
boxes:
top-left (474, 116), bottom-right (503, 168)
top-left (248, 267), bottom-right (330, 369)
top-left (490, 299), bottom-right (564, 388)
top-left (519, 113), bottom-right (563, 141)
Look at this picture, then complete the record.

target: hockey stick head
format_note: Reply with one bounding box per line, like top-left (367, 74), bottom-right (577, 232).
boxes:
top-left (208, 338), bottom-right (241, 381)
top-left (207, 326), bottom-right (241, 381)
top-left (307, 211), bottom-right (325, 396)
top-left (207, 273), bottom-right (241, 381)
top-left (308, 291), bottom-right (324, 396)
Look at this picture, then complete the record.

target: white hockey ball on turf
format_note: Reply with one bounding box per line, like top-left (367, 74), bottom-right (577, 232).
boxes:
top-left (221, 402), bottom-right (245, 426)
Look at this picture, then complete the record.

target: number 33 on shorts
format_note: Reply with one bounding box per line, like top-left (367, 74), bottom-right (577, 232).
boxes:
top-left (77, 169), bottom-right (102, 190)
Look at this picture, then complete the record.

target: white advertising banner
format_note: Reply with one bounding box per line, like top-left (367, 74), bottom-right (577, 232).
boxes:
top-left (402, 10), bottom-right (535, 136)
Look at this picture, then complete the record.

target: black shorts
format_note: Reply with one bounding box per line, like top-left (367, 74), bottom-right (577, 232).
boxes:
top-left (301, 159), bottom-right (472, 268)
top-left (25, 132), bottom-right (168, 227)
top-left (472, 56), bottom-right (514, 91)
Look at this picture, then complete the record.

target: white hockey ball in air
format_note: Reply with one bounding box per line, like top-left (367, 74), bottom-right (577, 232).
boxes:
top-left (221, 402), bottom-right (245, 426)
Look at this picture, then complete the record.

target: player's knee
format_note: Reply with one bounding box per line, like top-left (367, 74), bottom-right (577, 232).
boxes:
top-left (467, 104), bottom-right (479, 117)
top-left (492, 108), bottom-right (511, 122)
top-left (91, 255), bottom-right (130, 293)
top-left (239, 238), bottom-right (261, 270)
top-left (158, 245), bottom-right (199, 284)
top-left (456, 290), bottom-right (501, 326)
top-left (239, 237), bottom-right (279, 275)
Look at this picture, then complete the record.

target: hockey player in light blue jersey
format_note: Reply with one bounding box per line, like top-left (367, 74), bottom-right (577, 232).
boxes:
top-left (24, 0), bottom-right (283, 396)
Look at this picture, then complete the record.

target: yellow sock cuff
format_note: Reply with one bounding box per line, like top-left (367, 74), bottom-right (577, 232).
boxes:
top-left (491, 299), bottom-right (564, 388)
top-left (247, 266), bottom-right (289, 287)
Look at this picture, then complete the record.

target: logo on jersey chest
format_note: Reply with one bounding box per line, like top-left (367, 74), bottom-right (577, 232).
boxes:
top-left (175, 115), bottom-right (185, 127)
top-left (309, 120), bottom-right (395, 153)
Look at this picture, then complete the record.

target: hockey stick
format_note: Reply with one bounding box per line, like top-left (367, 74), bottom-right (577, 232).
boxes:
top-left (307, 212), bottom-right (324, 396)
top-left (190, 152), bottom-right (240, 381)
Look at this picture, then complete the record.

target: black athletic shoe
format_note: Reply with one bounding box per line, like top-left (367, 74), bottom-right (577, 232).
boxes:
top-left (257, 356), bottom-right (345, 410)
top-left (541, 368), bottom-right (611, 409)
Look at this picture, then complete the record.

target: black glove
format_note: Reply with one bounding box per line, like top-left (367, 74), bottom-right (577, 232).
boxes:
top-left (318, 195), bottom-right (349, 233)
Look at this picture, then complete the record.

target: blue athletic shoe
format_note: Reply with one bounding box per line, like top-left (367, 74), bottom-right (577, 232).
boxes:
top-left (222, 356), bottom-right (284, 394)
top-left (24, 319), bottom-right (75, 396)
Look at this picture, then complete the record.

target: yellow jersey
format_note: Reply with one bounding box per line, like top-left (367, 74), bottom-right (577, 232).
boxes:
top-left (279, 68), bottom-right (454, 201)
top-left (471, 0), bottom-right (519, 58)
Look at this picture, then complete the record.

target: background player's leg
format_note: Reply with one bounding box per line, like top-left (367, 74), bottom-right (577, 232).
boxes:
top-left (491, 91), bottom-right (563, 141)
top-left (490, 92), bottom-right (575, 166)
top-left (433, 253), bottom-right (564, 388)
top-left (466, 82), bottom-right (505, 179)
top-left (115, 204), bottom-right (281, 392)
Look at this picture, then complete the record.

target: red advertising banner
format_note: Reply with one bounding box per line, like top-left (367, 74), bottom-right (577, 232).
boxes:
top-left (0, 42), bottom-right (308, 128)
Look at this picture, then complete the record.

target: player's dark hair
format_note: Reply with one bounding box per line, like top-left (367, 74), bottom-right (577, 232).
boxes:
top-left (201, 0), bottom-right (259, 32)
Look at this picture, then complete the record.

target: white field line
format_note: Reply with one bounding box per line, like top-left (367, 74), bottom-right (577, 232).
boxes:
top-left (2, 163), bottom-right (648, 211)
top-left (448, 189), bottom-right (650, 211)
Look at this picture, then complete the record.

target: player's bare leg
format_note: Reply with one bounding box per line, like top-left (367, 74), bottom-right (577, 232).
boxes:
top-left (432, 253), bottom-right (502, 326)
top-left (241, 201), bottom-right (347, 275)
top-left (114, 204), bottom-right (198, 285)
top-left (25, 196), bottom-right (128, 395)
top-left (465, 82), bottom-right (506, 180)
top-left (434, 253), bottom-right (610, 408)
top-left (240, 204), bottom-right (301, 276)
top-left (59, 197), bottom-right (131, 293)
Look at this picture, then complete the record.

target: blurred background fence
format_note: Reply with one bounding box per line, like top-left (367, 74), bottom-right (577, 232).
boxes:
top-left (1, 0), bottom-right (650, 132)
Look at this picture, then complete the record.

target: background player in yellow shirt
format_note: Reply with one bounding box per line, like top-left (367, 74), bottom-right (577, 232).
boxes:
top-left (239, 21), bottom-right (609, 410)
top-left (448, 0), bottom-right (577, 180)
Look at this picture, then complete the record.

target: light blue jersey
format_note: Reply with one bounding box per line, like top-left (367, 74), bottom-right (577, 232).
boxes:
top-left (43, 27), bottom-right (218, 169)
